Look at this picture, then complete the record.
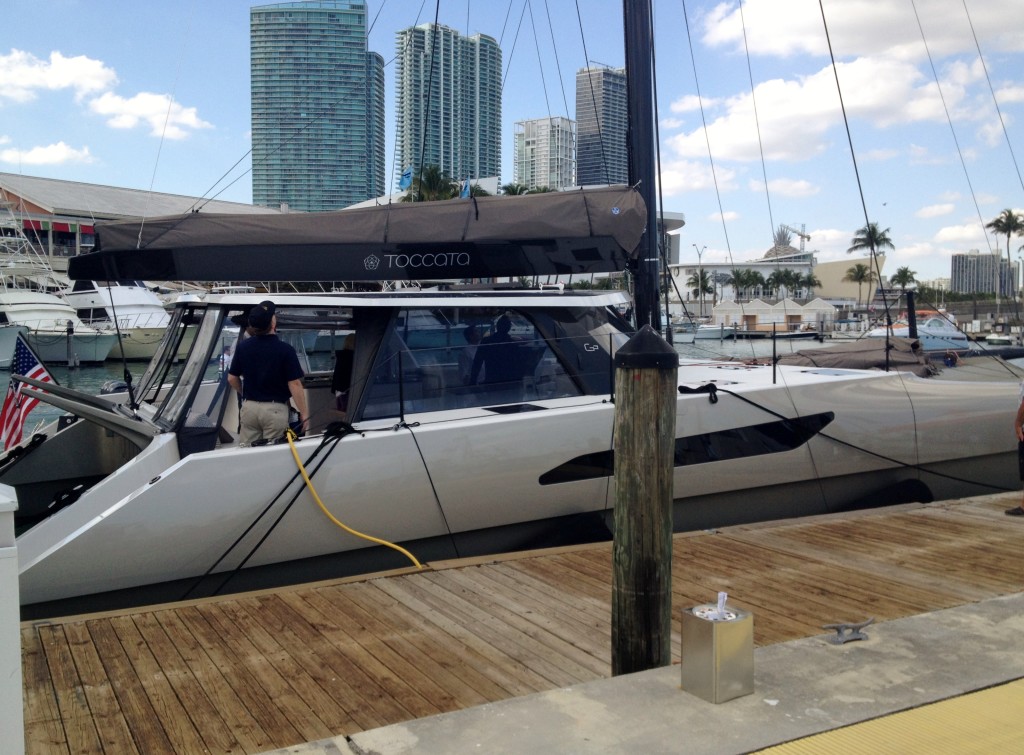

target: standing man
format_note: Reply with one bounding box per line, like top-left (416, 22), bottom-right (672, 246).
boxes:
top-left (228, 300), bottom-right (308, 445)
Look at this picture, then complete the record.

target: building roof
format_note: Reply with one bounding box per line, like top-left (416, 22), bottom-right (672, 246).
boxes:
top-left (0, 172), bottom-right (280, 221)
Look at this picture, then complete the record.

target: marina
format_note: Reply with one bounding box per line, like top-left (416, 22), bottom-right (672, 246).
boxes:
top-left (20, 490), bottom-right (1024, 754)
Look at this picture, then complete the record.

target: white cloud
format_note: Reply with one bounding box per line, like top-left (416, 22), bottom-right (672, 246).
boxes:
top-left (749, 177), bottom-right (819, 198)
top-left (712, 210), bottom-right (739, 222)
top-left (657, 159), bottom-right (737, 195)
top-left (670, 94), bottom-right (718, 113)
top-left (88, 92), bottom-right (212, 139)
top-left (0, 141), bottom-right (93, 165)
top-left (0, 49), bottom-right (116, 102)
top-left (862, 148), bottom-right (900, 161)
top-left (702, 0), bottom-right (1023, 60)
top-left (916, 203), bottom-right (955, 218)
top-left (934, 222), bottom-right (988, 245)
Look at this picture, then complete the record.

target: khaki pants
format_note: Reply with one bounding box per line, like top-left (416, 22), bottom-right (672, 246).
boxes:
top-left (239, 400), bottom-right (289, 446)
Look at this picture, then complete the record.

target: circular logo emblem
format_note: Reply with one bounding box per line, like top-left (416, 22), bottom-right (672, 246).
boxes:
top-left (364, 254), bottom-right (380, 271)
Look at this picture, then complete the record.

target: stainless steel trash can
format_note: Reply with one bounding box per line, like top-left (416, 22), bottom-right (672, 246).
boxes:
top-left (680, 603), bottom-right (754, 703)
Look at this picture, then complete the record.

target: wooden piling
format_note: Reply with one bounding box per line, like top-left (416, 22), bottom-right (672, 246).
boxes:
top-left (611, 324), bottom-right (678, 675)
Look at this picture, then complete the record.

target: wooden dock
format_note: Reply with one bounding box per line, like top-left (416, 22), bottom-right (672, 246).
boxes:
top-left (22, 492), bottom-right (1024, 754)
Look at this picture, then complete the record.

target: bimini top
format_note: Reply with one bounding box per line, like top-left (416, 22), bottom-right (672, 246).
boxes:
top-left (70, 185), bottom-right (647, 283)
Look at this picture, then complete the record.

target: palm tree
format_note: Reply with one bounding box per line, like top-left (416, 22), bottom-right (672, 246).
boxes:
top-left (686, 269), bottom-right (714, 312)
top-left (501, 182), bottom-right (529, 195)
top-left (848, 222), bottom-right (895, 255)
top-left (985, 209), bottom-right (1024, 306)
top-left (798, 272), bottom-right (821, 299)
top-left (402, 164), bottom-right (458, 202)
top-left (725, 269), bottom-right (751, 301)
top-left (889, 266), bottom-right (917, 296)
top-left (844, 263), bottom-right (877, 307)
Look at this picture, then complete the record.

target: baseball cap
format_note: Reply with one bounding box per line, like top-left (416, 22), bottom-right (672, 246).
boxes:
top-left (248, 300), bottom-right (276, 330)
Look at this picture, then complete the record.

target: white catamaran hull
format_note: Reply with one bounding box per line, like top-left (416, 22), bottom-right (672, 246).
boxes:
top-left (14, 348), bottom-right (1016, 607)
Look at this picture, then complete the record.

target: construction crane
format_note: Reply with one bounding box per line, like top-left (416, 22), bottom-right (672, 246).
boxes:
top-left (780, 223), bottom-right (811, 253)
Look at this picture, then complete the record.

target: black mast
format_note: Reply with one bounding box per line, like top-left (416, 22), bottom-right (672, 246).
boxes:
top-left (623, 0), bottom-right (661, 331)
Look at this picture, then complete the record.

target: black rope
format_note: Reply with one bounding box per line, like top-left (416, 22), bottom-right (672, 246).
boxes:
top-left (180, 425), bottom-right (358, 600)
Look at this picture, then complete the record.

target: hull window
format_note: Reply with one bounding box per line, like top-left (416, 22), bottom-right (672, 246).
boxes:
top-left (539, 412), bottom-right (835, 485)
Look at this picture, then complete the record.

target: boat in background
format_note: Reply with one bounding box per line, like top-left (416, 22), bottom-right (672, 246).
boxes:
top-left (865, 314), bottom-right (970, 352)
top-left (0, 323), bottom-right (27, 368)
top-left (63, 279), bottom-right (173, 360)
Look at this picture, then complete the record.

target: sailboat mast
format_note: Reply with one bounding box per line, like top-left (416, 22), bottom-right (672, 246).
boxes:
top-left (623, 0), bottom-right (661, 331)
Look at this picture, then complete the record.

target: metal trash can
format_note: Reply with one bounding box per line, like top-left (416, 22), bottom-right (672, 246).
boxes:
top-left (680, 598), bottom-right (754, 703)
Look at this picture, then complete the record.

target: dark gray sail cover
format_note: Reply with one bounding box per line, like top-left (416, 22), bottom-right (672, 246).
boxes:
top-left (72, 185), bottom-right (647, 282)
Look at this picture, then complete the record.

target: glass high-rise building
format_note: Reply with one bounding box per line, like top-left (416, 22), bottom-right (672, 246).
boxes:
top-left (395, 24), bottom-right (501, 187)
top-left (575, 66), bottom-right (627, 186)
top-left (251, 1), bottom-right (384, 211)
top-left (513, 117), bottom-right (575, 190)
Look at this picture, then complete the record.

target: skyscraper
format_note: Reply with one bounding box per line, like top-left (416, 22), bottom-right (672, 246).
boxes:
top-left (513, 117), bottom-right (576, 190)
top-left (250, 1), bottom-right (384, 211)
top-left (575, 66), bottom-right (627, 186)
top-left (951, 249), bottom-right (1016, 295)
top-left (395, 24), bottom-right (501, 187)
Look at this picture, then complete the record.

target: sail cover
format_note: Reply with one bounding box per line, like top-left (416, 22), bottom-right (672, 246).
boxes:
top-left (71, 185), bottom-right (647, 282)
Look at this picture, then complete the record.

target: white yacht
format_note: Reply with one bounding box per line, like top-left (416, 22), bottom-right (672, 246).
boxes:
top-left (0, 285), bottom-right (116, 364)
top-left (865, 315), bottom-right (970, 352)
top-left (62, 279), bottom-right (172, 360)
top-left (4, 187), bottom-right (1018, 616)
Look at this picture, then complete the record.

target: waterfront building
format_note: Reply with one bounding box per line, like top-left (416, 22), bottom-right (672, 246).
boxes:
top-left (251, 0), bottom-right (385, 211)
top-left (575, 66), bottom-right (627, 186)
top-left (395, 24), bottom-right (501, 187)
top-left (513, 117), bottom-right (576, 190)
top-left (0, 173), bottom-right (275, 272)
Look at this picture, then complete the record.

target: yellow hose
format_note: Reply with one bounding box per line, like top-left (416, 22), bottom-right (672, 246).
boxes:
top-left (285, 429), bottom-right (423, 569)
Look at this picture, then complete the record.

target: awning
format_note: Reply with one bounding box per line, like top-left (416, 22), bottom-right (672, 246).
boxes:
top-left (71, 186), bottom-right (648, 282)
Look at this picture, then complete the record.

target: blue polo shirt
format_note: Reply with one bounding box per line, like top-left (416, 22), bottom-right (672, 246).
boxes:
top-left (228, 334), bottom-right (304, 403)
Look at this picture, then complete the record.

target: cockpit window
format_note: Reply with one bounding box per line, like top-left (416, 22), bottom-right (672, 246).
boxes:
top-left (359, 305), bottom-right (628, 419)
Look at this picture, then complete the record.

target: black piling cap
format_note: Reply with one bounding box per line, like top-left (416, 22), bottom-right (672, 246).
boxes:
top-left (614, 324), bottom-right (679, 369)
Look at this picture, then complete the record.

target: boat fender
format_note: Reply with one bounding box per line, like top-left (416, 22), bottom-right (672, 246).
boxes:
top-left (678, 383), bottom-right (719, 404)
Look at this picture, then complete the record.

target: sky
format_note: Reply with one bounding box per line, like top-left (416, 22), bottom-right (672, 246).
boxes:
top-left (2, 0), bottom-right (1023, 282)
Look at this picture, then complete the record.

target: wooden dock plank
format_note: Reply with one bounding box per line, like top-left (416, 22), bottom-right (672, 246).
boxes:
top-left (35, 625), bottom-right (107, 755)
top-left (152, 608), bottom-right (270, 753)
top-left (103, 615), bottom-right (212, 755)
top-left (171, 605), bottom-right (307, 748)
top-left (128, 611), bottom-right (242, 755)
top-left (239, 593), bottom-right (407, 729)
top-left (191, 601), bottom-right (335, 744)
top-left (82, 620), bottom-right (169, 753)
top-left (298, 584), bottom-right (495, 710)
top-left (23, 492), bottom-right (1024, 755)
top-left (369, 577), bottom-right (566, 694)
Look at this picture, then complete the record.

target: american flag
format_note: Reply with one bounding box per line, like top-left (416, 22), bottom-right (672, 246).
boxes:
top-left (0, 334), bottom-right (55, 451)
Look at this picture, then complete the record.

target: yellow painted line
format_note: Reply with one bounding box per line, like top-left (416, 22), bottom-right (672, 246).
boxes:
top-left (757, 679), bottom-right (1024, 754)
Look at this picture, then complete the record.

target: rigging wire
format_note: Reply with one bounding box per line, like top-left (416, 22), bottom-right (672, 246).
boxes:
top-left (525, 1), bottom-right (553, 117)
top-left (738, 0), bottom-right (804, 352)
top-left (904, 0), bottom-right (1020, 370)
top-left (961, 0), bottom-right (1024, 197)
top-left (574, 0), bottom-right (611, 184)
top-left (679, 0), bottom-right (757, 362)
top-left (816, 0), bottom-right (894, 348)
top-left (540, 0), bottom-right (573, 120)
